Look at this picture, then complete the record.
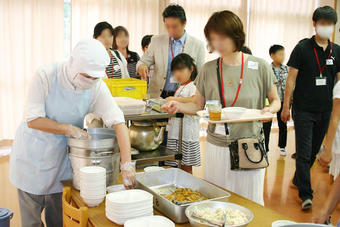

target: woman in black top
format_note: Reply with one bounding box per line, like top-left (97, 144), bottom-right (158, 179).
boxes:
top-left (113, 26), bottom-right (140, 78)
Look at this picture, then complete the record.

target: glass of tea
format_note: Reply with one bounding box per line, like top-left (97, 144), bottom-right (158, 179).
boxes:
top-left (207, 103), bottom-right (222, 121)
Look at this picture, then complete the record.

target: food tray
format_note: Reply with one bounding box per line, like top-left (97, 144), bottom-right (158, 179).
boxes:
top-left (136, 168), bottom-right (231, 223)
top-left (197, 109), bottom-right (275, 124)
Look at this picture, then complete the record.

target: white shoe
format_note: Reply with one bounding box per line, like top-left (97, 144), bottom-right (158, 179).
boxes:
top-left (280, 148), bottom-right (286, 156)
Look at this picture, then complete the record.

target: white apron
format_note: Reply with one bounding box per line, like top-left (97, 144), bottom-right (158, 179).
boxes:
top-left (10, 63), bottom-right (92, 195)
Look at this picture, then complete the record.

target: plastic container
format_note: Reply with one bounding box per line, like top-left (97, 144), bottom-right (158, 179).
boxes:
top-left (113, 97), bottom-right (146, 115)
top-left (103, 78), bottom-right (147, 99)
top-left (0, 208), bottom-right (13, 227)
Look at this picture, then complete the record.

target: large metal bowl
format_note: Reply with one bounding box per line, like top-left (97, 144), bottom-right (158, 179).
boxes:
top-left (185, 201), bottom-right (254, 227)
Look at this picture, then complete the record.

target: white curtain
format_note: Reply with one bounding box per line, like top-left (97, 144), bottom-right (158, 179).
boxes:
top-left (167, 0), bottom-right (248, 61)
top-left (0, 0), bottom-right (335, 138)
top-left (71, 0), bottom-right (162, 56)
top-left (0, 0), bottom-right (65, 138)
top-left (247, 0), bottom-right (335, 63)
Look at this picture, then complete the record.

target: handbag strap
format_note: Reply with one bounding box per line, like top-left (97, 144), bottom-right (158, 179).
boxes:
top-left (216, 58), bottom-right (229, 135)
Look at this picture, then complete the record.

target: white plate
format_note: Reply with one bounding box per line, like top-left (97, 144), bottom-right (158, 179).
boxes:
top-left (106, 212), bottom-right (154, 225)
top-left (106, 189), bottom-right (153, 204)
top-left (106, 206), bottom-right (153, 214)
top-left (144, 166), bottom-right (165, 173)
top-left (106, 210), bottom-right (153, 218)
top-left (125, 215), bottom-right (175, 227)
top-left (272, 220), bottom-right (296, 227)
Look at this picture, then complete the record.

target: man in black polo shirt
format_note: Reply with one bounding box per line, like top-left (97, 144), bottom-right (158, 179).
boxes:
top-left (282, 6), bottom-right (340, 210)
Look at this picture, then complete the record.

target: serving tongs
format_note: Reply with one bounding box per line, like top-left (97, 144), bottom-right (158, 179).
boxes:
top-left (173, 199), bottom-right (205, 206)
top-left (191, 211), bottom-right (226, 227)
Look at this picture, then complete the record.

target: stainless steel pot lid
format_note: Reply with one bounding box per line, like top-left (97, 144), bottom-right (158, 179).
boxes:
top-left (67, 128), bottom-right (117, 150)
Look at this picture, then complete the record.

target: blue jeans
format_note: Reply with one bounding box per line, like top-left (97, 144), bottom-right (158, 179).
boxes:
top-left (292, 107), bottom-right (331, 201)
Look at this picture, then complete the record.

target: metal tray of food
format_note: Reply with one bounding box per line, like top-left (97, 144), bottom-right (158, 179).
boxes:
top-left (136, 168), bottom-right (231, 223)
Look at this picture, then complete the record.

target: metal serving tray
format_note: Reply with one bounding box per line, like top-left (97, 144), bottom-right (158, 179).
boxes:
top-left (136, 168), bottom-right (231, 223)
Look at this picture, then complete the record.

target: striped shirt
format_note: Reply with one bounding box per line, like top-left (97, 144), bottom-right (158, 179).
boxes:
top-left (106, 50), bottom-right (123, 79)
top-left (126, 51), bottom-right (140, 78)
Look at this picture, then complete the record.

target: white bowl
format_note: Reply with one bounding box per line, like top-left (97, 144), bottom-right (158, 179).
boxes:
top-left (80, 166), bottom-right (106, 175)
top-left (223, 107), bottom-right (247, 120)
top-left (82, 197), bottom-right (104, 207)
top-left (81, 192), bottom-right (106, 199)
top-left (125, 215), bottom-right (175, 227)
top-left (80, 182), bottom-right (106, 188)
top-left (144, 166), bottom-right (165, 173)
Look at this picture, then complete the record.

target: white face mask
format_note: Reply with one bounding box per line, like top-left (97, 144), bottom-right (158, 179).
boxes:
top-left (316, 25), bottom-right (334, 39)
top-left (72, 73), bottom-right (98, 90)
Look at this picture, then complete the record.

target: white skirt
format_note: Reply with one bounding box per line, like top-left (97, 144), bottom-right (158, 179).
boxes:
top-left (204, 142), bottom-right (265, 206)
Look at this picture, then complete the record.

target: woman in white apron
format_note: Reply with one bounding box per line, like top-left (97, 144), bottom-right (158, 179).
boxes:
top-left (9, 39), bottom-right (135, 227)
top-left (161, 11), bottom-right (280, 206)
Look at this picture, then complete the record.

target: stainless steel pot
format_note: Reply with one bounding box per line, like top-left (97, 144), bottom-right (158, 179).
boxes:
top-left (129, 120), bottom-right (165, 152)
top-left (67, 128), bottom-right (120, 190)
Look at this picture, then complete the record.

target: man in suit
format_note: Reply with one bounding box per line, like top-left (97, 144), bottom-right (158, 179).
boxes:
top-left (137, 4), bottom-right (206, 98)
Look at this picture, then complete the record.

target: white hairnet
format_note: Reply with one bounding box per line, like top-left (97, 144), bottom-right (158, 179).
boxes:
top-left (67, 39), bottom-right (110, 80)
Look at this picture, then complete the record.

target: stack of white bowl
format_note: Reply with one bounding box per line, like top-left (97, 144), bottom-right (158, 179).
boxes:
top-left (105, 189), bottom-right (153, 225)
top-left (79, 166), bottom-right (106, 207)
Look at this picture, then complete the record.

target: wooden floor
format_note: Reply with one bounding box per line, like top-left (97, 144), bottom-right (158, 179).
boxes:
top-left (1, 129), bottom-right (340, 226)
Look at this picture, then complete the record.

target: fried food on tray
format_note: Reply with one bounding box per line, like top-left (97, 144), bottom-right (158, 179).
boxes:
top-left (160, 187), bottom-right (207, 204)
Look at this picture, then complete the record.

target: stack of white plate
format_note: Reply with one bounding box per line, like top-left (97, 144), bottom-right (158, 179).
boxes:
top-left (105, 189), bottom-right (153, 225)
top-left (79, 166), bottom-right (106, 207)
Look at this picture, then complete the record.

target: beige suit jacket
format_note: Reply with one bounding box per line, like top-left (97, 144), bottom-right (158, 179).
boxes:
top-left (136, 33), bottom-right (206, 98)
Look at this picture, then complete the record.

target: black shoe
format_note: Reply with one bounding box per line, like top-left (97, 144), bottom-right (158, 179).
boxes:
top-left (291, 153), bottom-right (296, 159)
top-left (302, 199), bottom-right (312, 210)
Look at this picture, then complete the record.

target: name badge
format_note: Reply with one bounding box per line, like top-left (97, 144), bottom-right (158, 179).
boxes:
top-left (215, 124), bottom-right (227, 135)
top-left (248, 61), bottom-right (259, 70)
top-left (169, 74), bottom-right (177, 83)
top-left (315, 77), bottom-right (327, 86)
top-left (326, 59), bottom-right (333, 65)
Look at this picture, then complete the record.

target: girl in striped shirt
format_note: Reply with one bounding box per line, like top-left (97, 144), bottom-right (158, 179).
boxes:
top-left (165, 53), bottom-right (201, 173)
top-left (93, 22), bottom-right (129, 78)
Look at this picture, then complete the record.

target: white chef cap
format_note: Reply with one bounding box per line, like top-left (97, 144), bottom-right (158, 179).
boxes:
top-left (68, 39), bottom-right (110, 80)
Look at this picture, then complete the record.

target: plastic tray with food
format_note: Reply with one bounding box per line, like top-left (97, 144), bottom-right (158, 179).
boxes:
top-left (197, 107), bottom-right (275, 124)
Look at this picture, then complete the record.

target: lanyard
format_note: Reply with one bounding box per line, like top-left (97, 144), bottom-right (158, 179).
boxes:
top-left (106, 50), bottom-right (114, 78)
top-left (313, 42), bottom-right (333, 77)
top-left (170, 37), bottom-right (186, 59)
top-left (175, 80), bottom-right (191, 97)
top-left (220, 52), bottom-right (244, 107)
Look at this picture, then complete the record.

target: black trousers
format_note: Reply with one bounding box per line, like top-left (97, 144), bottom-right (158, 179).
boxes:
top-left (277, 102), bottom-right (287, 148)
top-left (292, 107), bottom-right (331, 201)
top-left (263, 121), bottom-right (272, 152)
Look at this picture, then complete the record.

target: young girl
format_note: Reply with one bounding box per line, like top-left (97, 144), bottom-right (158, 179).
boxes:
top-left (165, 53), bottom-right (201, 173)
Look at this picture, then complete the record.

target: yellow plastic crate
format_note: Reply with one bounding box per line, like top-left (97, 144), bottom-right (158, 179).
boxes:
top-left (103, 78), bottom-right (147, 100)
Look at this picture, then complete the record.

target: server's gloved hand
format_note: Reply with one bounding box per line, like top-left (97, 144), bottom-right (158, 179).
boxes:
top-left (121, 161), bottom-right (136, 189)
top-left (67, 125), bottom-right (89, 139)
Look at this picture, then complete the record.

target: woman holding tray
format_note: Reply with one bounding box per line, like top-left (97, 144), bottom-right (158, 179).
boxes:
top-left (162, 10), bottom-right (280, 205)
